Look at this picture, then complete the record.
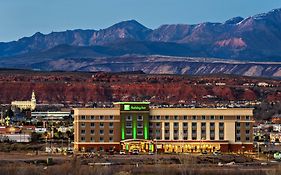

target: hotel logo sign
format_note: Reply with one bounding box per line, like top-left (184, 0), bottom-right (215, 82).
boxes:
top-left (123, 105), bottom-right (148, 111)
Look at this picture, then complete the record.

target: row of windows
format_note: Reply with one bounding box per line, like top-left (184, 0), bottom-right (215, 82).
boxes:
top-left (126, 115), bottom-right (143, 121)
top-left (81, 137), bottom-right (114, 142)
top-left (149, 115), bottom-right (225, 120)
top-left (236, 136), bottom-right (251, 141)
top-left (79, 115), bottom-right (251, 121)
top-left (81, 129), bottom-right (114, 135)
top-left (81, 122), bottom-right (114, 128)
top-left (149, 122), bottom-right (224, 128)
top-left (80, 115), bottom-right (115, 120)
top-left (126, 121), bottom-right (143, 128)
top-left (126, 130), bottom-right (143, 135)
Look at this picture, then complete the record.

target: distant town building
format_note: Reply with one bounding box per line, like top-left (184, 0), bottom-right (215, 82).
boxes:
top-left (11, 91), bottom-right (36, 111)
top-left (257, 82), bottom-right (269, 87)
top-left (271, 114), bottom-right (281, 124)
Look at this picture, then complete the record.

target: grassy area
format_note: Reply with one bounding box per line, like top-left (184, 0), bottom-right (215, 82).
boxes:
top-left (1, 153), bottom-right (281, 175)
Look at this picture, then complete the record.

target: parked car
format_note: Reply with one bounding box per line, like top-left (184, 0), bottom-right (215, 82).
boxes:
top-left (119, 150), bottom-right (126, 155)
top-left (213, 151), bottom-right (221, 156)
top-left (132, 149), bottom-right (139, 155)
top-left (202, 150), bottom-right (208, 154)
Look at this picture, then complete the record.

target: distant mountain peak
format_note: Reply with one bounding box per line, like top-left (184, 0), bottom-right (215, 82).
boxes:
top-left (225, 17), bottom-right (244, 24)
top-left (109, 20), bottom-right (149, 30)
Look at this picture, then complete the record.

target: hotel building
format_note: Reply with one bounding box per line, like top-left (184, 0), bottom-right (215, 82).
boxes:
top-left (74, 102), bottom-right (254, 153)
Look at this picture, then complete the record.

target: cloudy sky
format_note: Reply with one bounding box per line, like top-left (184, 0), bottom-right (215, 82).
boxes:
top-left (1, 0), bottom-right (281, 41)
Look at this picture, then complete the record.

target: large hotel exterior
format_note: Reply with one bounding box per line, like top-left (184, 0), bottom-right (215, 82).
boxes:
top-left (74, 102), bottom-right (254, 153)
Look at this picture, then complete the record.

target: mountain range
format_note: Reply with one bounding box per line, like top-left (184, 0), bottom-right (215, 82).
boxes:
top-left (1, 8), bottom-right (281, 76)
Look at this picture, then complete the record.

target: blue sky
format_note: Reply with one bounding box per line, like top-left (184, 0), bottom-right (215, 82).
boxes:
top-left (1, 0), bottom-right (281, 42)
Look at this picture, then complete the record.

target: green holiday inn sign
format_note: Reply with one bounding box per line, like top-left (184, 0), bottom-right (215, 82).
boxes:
top-left (124, 105), bottom-right (147, 111)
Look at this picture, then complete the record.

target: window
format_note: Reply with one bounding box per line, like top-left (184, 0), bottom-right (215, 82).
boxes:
top-left (126, 115), bottom-right (132, 121)
top-left (109, 122), bottom-right (114, 128)
top-left (109, 115), bottom-right (114, 120)
top-left (81, 122), bottom-right (85, 127)
top-left (236, 137), bottom-right (241, 141)
top-left (156, 136), bottom-right (161, 140)
top-left (165, 116), bottom-right (169, 120)
top-left (246, 122), bottom-right (250, 127)
top-left (183, 130), bottom-right (188, 134)
top-left (174, 130), bottom-right (178, 134)
top-left (201, 123), bottom-right (206, 127)
top-left (156, 116), bottom-right (160, 120)
top-left (219, 116), bottom-right (224, 120)
top-left (126, 122), bottom-right (132, 128)
top-left (137, 130), bottom-right (143, 135)
top-left (210, 136), bottom-right (215, 140)
top-left (165, 122), bottom-right (169, 127)
top-left (192, 129), bottom-right (196, 134)
top-left (219, 135), bottom-right (224, 140)
top-left (137, 122), bottom-right (143, 128)
top-left (81, 137), bottom-right (85, 141)
top-left (90, 137), bottom-right (94, 142)
top-left (210, 116), bottom-right (215, 120)
top-left (246, 136), bottom-right (250, 141)
top-left (109, 130), bottom-right (114, 134)
top-left (156, 130), bottom-right (160, 134)
top-left (126, 130), bottom-right (132, 135)
top-left (174, 116), bottom-right (178, 120)
top-left (174, 122), bottom-right (179, 127)
top-left (149, 116), bottom-right (153, 120)
top-left (219, 123), bottom-right (224, 127)
top-left (183, 136), bottom-right (188, 140)
top-left (100, 130), bottom-right (104, 134)
top-left (236, 130), bottom-right (240, 134)
top-left (99, 137), bottom-right (104, 142)
top-left (183, 122), bottom-right (188, 127)
top-left (91, 116), bottom-right (95, 120)
top-left (81, 115), bottom-right (86, 120)
top-left (174, 136), bottom-right (178, 140)
top-left (192, 116), bottom-right (197, 120)
top-left (90, 130), bottom-right (94, 134)
top-left (100, 123), bottom-right (104, 128)
top-left (236, 122), bottom-right (240, 127)
top-left (99, 115), bottom-right (104, 120)
top-left (246, 116), bottom-right (250, 120)
top-left (210, 122), bottom-right (215, 127)
top-left (81, 130), bottom-right (85, 134)
top-left (156, 122), bottom-right (161, 128)
top-left (90, 123), bottom-right (95, 127)
top-left (184, 116), bottom-right (188, 120)
top-left (201, 116), bottom-right (206, 120)
top-left (165, 136), bottom-right (169, 140)
top-left (246, 130), bottom-right (250, 134)
top-left (149, 122), bottom-right (153, 127)
top-left (138, 115), bottom-right (143, 121)
top-left (192, 122), bottom-right (197, 127)
top-left (109, 137), bottom-right (113, 142)
top-left (165, 130), bottom-right (169, 134)
top-left (236, 116), bottom-right (241, 120)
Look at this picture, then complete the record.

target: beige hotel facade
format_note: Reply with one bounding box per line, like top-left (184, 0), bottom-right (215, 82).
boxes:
top-left (74, 102), bottom-right (254, 153)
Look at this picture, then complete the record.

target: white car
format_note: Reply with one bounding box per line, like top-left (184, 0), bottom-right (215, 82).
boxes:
top-left (119, 150), bottom-right (126, 155)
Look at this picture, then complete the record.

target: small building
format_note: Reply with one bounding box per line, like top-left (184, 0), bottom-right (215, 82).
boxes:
top-left (11, 91), bottom-right (36, 111)
top-left (271, 114), bottom-right (281, 124)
